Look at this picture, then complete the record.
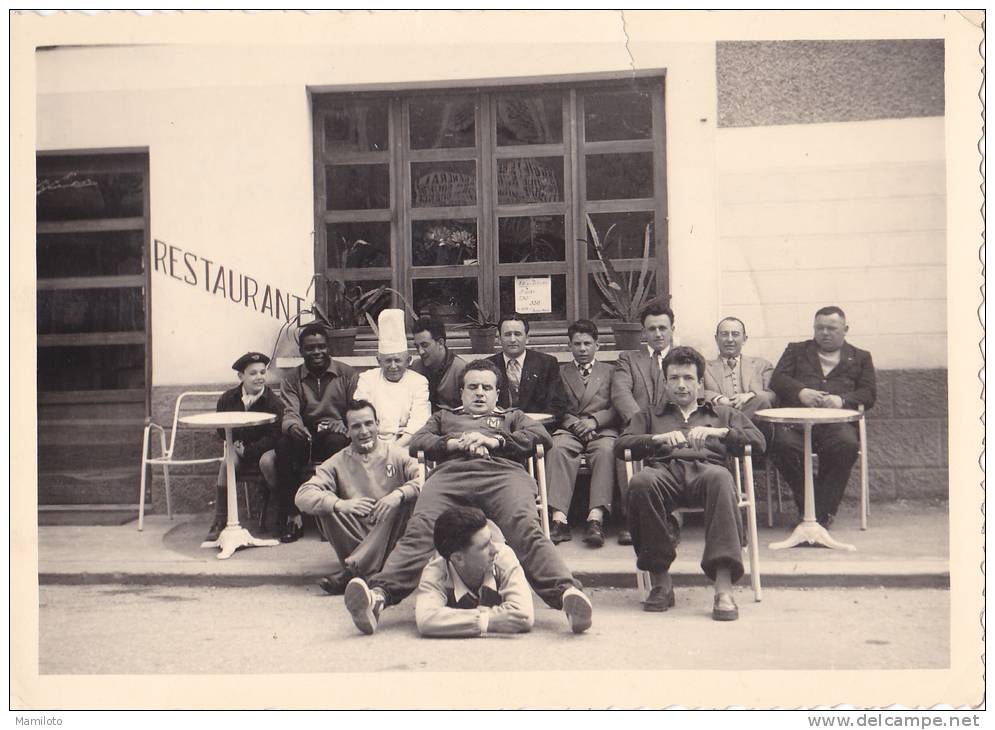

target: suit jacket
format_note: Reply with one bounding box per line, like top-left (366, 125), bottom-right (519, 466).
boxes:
top-left (486, 350), bottom-right (567, 424)
top-left (557, 360), bottom-right (619, 437)
top-left (770, 340), bottom-right (876, 411)
top-left (215, 385), bottom-right (283, 463)
top-left (611, 348), bottom-right (668, 426)
top-left (703, 355), bottom-right (776, 404)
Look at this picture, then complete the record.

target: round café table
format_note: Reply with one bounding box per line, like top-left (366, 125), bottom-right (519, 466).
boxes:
top-left (179, 411), bottom-right (280, 560)
top-left (755, 407), bottom-right (862, 552)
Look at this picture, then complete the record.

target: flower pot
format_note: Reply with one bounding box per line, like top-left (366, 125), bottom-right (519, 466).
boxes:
top-left (327, 327), bottom-right (358, 356)
top-left (611, 322), bottom-right (643, 351)
top-left (468, 326), bottom-right (497, 354)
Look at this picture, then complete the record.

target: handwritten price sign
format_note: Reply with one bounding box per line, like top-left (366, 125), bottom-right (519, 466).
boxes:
top-left (514, 277), bottom-right (552, 314)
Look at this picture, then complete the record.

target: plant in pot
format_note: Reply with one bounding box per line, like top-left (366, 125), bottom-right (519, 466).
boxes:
top-left (584, 214), bottom-right (668, 351)
top-left (455, 300), bottom-right (500, 354)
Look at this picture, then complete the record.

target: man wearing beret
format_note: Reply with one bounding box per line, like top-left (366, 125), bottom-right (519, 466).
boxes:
top-left (207, 352), bottom-right (283, 542)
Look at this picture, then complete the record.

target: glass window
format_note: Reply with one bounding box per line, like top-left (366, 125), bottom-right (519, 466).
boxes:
top-left (413, 278), bottom-right (480, 324)
top-left (37, 231), bottom-right (144, 279)
top-left (497, 157), bottom-right (564, 205)
top-left (586, 212), bottom-right (655, 260)
top-left (38, 344), bottom-right (146, 391)
top-left (499, 275), bottom-right (567, 323)
top-left (409, 96), bottom-right (477, 149)
top-left (584, 89), bottom-right (653, 141)
top-left (326, 222), bottom-right (391, 269)
top-left (498, 215), bottom-right (565, 263)
top-left (412, 219), bottom-right (478, 267)
top-left (495, 92), bottom-right (563, 145)
top-left (37, 288), bottom-right (145, 335)
top-left (323, 99), bottom-right (389, 153)
top-left (340, 279), bottom-right (393, 327)
top-left (411, 161), bottom-right (477, 207)
top-left (36, 171), bottom-right (144, 221)
top-left (326, 164), bottom-right (390, 210)
top-left (585, 152), bottom-right (654, 200)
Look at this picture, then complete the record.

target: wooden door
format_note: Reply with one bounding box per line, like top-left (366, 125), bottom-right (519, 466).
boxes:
top-left (36, 151), bottom-right (151, 505)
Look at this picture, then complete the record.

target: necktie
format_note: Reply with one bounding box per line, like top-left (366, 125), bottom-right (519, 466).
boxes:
top-left (579, 363), bottom-right (592, 382)
top-left (654, 351), bottom-right (663, 372)
top-left (507, 359), bottom-right (521, 404)
top-left (726, 358), bottom-right (739, 394)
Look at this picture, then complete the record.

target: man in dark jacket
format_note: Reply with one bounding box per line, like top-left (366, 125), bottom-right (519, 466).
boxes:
top-left (615, 346), bottom-right (765, 621)
top-left (485, 313), bottom-right (566, 424)
top-left (770, 306), bottom-right (876, 527)
top-left (410, 315), bottom-right (468, 412)
top-left (207, 352), bottom-right (283, 541)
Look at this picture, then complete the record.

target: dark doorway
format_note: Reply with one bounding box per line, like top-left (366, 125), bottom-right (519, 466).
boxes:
top-left (36, 151), bottom-right (151, 506)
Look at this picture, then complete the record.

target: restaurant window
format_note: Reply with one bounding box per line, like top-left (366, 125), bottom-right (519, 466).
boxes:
top-left (312, 76), bottom-right (667, 334)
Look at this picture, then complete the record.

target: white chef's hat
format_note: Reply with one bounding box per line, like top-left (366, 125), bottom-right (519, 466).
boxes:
top-left (377, 309), bottom-right (409, 355)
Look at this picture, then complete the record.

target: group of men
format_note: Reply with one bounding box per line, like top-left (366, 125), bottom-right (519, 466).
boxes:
top-left (211, 302), bottom-right (875, 635)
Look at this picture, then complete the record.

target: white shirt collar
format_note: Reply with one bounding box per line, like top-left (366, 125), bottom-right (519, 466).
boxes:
top-left (647, 344), bottom-right (671, 358)
top-left (503, 352), bottom-right (525, 369)
top-left (447, 559), bottom-right (498, 603)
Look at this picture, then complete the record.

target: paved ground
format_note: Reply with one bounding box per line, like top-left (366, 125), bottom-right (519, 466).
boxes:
top-left (39, 583), bottom-right (949, 674)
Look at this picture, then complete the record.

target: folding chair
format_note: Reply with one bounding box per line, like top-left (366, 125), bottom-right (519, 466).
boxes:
top-left (766, 404), bottom-right (870, 530)
top-left (138, 390), bottom-right (251, 531)
top-left (623, 445), bottom-right (762, 602)
top-left (416, 444), bottom-right (551, 540)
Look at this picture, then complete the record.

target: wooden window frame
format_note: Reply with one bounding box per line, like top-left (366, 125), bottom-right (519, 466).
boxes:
top-left (311, 74), bottom-right (668, 339)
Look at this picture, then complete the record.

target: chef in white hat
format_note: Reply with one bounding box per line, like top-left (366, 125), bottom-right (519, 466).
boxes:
top-left (354, 309), bottom-right (431, 448)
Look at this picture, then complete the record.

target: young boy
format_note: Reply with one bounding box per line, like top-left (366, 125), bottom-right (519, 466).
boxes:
top-left (207, 352), bottom-right (283, 542)
top-left (415, 506), bottom-right (534, 638)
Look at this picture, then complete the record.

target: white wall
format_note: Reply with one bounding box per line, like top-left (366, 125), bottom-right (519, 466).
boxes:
top-left (714, 117), bottom-right (946, 369)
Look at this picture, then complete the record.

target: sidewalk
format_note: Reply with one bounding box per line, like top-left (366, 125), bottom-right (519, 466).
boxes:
top-left (38, 501), bottom-right (949, 589)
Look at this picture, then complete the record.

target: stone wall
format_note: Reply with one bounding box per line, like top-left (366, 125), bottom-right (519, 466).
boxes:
top-left (145, 368), bottom-right (949, 515)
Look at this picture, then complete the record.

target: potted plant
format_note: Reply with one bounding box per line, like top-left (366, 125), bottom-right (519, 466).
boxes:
top-left (584, 214), bottom-right (668, 351)
top-left (415, 224), bottom-right (478, 266)
top-left (455, 300), bottom-right (500, 354)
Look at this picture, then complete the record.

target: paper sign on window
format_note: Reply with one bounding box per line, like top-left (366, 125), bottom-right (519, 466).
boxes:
top-left (515, 277), bottom-right (552, 314)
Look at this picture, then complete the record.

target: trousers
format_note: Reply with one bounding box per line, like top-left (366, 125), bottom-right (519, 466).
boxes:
top-left (627, 459), bottom-right (744, 583)
top-left (369, 458), bottom-right (582, 608)
top-left (315, 500), bottom-right (415, 580)
top-left (545, 432), bottom-right (619, 515)
top-left (772, 423), bottom-right (858, 522)
top-left (273, 431), bottom-right (349, 525)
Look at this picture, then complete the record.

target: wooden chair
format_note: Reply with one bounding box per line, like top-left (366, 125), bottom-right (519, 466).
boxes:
top-left (416, 444), bottom-right (551, 540)
top-left (765, 404), bottom-right (870, 530)
top-left (623, 445), bottom-right (762, 602)
top-left (138, 390), bottom-right (249, 531)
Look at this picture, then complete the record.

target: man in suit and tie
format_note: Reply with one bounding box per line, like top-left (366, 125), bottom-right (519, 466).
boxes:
top-left (703, 317), bottom-right (777, 424)
top-left (770, 306), bottom-right (876, 527)
top-left (544, 320), bottom-right (620, 547)
top-left (486, 313), bottom-right (566, 424)
top-left (610, 303), bottom-right (676, 545)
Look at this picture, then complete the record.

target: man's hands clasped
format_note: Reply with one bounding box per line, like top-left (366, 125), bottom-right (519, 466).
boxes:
top-left (447, 431), bottom-right (500, 459)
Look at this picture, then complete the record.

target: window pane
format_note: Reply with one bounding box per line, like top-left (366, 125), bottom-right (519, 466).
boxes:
top-left (584, 89), bottom-right (653, 141)
top-left (412, 278), bottom-right (480, 325)
top-left (495, 92), bottom-right (563, 145)
top-left (499, 275), bottom-right (566, 323)
top-left (37, 231), bottom-right (143, 278)
top-left (412, 219), bottom-right (477, 267)
top-left (326, 222), bottom-right (391, 269)
top-left (409, 96), bottom-right (477, 149)
top-left (38, 344), bottom-right (146, 391)
top-left (585, 152), bottom-right (654, 200)
top-left (326, 164), bottom-right (390, 210)
top-left (323, 100), bottom-right (389, 153)
top-left (411, 161), bottom-right (477, 207)
top-left (338, 279), bottom-right (393, 327)
top-left (38, 288), bottom-right (145, 335)
top-left (498, 215), bottom-right (565, 263)
top-left (36, 171), bottom-right (144, 221)
top-left (497, 157), bottom-right (563, 205)
top-left (585, 212), bottom-right (655, 260)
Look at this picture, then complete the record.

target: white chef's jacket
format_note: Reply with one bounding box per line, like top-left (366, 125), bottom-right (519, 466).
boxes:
top-left (354, 368), bottom-right (431, 441)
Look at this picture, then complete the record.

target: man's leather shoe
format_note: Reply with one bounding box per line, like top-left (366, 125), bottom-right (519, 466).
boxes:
top-left (550, 520), bottom-right (572, 544)
top-left (712, 592), bottom-right (739, 621)
top-left (318, 574), bottom-right (350, 595)
top-left (642, 585), bottom-right (676, 612)
top-left (205, 518), bottom-right (225, 542)
top-left (617, 529), bottom-right (633, 546)
top-left (279, 521), bottom-right (303, 543)
top-left (582, 519), bottom-right (605, 547)
top-left (817, 513), bottom-right (835, 529)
